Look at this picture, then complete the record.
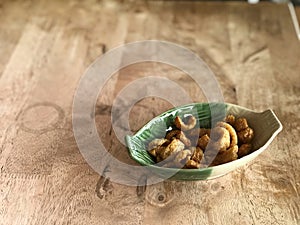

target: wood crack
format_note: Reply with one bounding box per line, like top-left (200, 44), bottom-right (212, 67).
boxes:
top-left (95, 166), bottom-right (113, 200)
top-left (242, 46), bottom-right (267, 63)
top-left (136, 175), bottom-right (147, 198)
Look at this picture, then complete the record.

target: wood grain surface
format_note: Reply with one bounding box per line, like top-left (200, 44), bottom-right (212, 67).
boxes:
top-left (296, 6), bottom-right (300, 25)
top-left (0, 0), bottom-right (299, 224)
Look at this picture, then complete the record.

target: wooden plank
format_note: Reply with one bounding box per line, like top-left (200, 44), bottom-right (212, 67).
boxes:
top-left (228, 3), bottom-right (300, 225)
top-left (139, 2), bottom-right (244, 225)
top-left (296, 6), bottom-right (300, 25)
top-left (0, 0), bottom-right (143, 224)
top-left (0, 0), bottom-right (31, 78)
top-left (0, 173), bottom-right (49, 225)
top-left (261, 4), bottom-right (300, 225)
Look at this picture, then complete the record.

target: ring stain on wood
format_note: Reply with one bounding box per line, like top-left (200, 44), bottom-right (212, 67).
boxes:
top-left (17, 102), bottom-right (65, 134)
top-left (145, 181), bottom-right (175, 207)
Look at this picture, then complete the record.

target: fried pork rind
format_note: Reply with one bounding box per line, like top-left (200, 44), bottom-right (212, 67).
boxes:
top-left (165, 130), bottom-right (191, 147)
top-left (187, 128), bottom-right (211, 138)
top-left (197, 134), bottom-right (210, 150)
top-left (233, 117), bottom-right (255, 157)
top-left (185, 159), bottom-right (200, 169)
top-left (189, 147), bottom-right (203, 163)
top-left (235, 118), bottom-right (249, 132)
top-left (159, 139), bottom-right (185, 161)
top-left (215, 121), bottom-right (238, 148)
top-left (225, 114), bottom-right (236, 126)
top-left (148, 138), bottom-right (170, 157)
top-left (148, 113), bottom-right (255, 168)
top-left (148, 138), bottom-right (169, 151)
top-left (174, 115), bottom-right (197, 131)
top-left (238, 144), bottom-right (252, 158)
top-left (208, 126), bottom-right (231, 152)
top-left (174, 149), bottom-right (193, 167)
top-left (238, 127), bottom-right (254, 144)
top-left (210, 145), bottom-right (238, 166)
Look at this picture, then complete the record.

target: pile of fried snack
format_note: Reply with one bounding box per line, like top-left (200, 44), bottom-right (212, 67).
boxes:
top-left (147, 114), bottom-right (254, 168)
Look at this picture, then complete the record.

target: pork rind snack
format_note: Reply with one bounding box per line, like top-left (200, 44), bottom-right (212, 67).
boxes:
top-left (147, 114), bottom-right (254, 168)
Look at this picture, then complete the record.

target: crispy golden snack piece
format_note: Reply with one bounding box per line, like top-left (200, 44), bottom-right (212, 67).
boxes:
top-left (203, 120), bottom-right (239, 165)
top-left (225, 114), bottom-right (236, 126)
top-left (187, 128), bottom-right (211, 138)
top-left (165, 130), bottom-right (192, 147)
top-left (174, 115), bottom-right (197, 131)
top-left (185, 147), bottom-right (204, 169)
top-left (159, 139), bottom-right (185, 160)
top-left (148, 113), bottom-right (255, 168)
top-left (215, 121), bottom-right (238, 148)
top-left (210, 145), bottom-right (238, 166)
top-left (238, 127), bottom-right (254, 144)
top-left (235, 117), bottom-right (249, 132)
top-left (148, 138), bottom-right (170, 157)
top-left (190, 147), bottom-right (204, 163)
top-left (148, 138), bottom-right (169, 151)
top-left (197, 134), bottom-right (210, 150)
top-left (233, 116), bottom-right (255, 156)
top-left (238, 143), bottom-right (252, 158)
top-left (208, 126), bottom-right (231, 152)
top-left (185, 159), bottom-right (200, 169)
top-left (174, 149), bottom-right (193, 167)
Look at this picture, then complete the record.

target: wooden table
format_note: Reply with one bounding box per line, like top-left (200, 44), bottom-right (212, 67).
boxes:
top-left (0, 0), bottom-right (299, 224)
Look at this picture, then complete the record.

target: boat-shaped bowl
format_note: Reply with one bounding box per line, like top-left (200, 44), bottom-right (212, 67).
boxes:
top-left (125, 103), bottom-right (282, 181)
